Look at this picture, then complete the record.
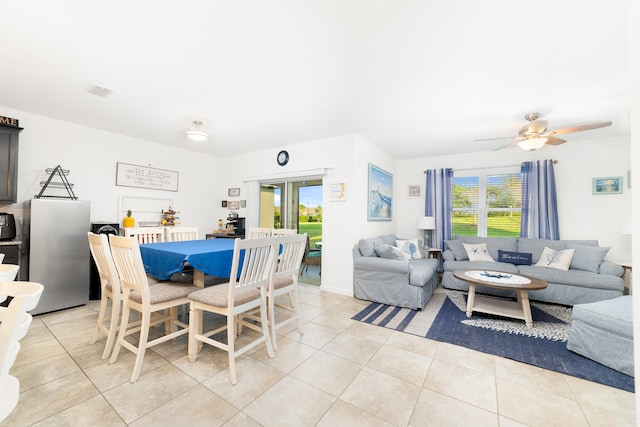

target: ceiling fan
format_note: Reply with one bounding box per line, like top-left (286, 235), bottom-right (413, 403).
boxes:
top-left (477, 113), bottom-right (612, 151)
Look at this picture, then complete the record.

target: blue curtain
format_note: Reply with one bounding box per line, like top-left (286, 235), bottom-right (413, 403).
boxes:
top-left (425, 168), bottom-right (453, 250)
top-left (520, 160), bottom-right (560, 239)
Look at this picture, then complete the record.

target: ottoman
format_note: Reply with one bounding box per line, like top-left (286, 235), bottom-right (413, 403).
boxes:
top-left (567, 296), bottom-right (634, 376)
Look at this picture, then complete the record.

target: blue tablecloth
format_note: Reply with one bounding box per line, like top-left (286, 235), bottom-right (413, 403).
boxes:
top-left (139, 239), bottom-right (237, 280)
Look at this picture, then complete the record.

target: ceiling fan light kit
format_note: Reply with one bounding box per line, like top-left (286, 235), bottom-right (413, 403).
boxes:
top-left (478, 112), bottom-right (612, 151)
top-left (518, 137), bottom-right (547, 151)
top-left (187, 120), bottom-right (208, 142)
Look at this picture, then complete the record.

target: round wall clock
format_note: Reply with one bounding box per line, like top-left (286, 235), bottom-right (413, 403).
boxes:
top-left (277, 150), bottom-right (289, 166)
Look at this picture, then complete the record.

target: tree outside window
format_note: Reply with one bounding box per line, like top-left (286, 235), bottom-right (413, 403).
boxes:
top-left (452, 171), bottom-right (522, 238)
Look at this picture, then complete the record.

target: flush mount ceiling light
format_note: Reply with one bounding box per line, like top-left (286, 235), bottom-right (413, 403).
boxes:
top-left (186, 120), bottom-right (208, 142)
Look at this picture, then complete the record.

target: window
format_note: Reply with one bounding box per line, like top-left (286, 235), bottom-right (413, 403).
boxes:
top-left (451, 169), bottom-right (522, 238)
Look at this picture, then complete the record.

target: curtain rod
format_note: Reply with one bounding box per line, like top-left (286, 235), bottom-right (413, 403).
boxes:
top-left (423, 159), bottom-right (558, 173)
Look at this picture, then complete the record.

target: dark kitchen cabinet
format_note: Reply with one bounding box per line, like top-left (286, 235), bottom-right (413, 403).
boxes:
top-left (0, 125), bottom-right (19, 202)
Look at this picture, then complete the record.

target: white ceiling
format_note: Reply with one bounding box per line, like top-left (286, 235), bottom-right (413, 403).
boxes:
top-left (0, 1), bottom-right (629, 159)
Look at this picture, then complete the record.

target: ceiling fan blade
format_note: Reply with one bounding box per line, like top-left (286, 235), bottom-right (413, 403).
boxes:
top-left (492, 140), bottom-right (519, 151)
top-left (475, 136), bottom-right (514, 142)
top-left (544, 121), bottom-right (612, 136)
top-left (545, 136), bottom-right (566, 145)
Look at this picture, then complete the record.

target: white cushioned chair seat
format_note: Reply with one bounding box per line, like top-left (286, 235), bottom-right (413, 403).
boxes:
top-left (188, 283), bottom-right (260, 307)
top-left (274, 277), bottom-right (294, 290)
top-left (129, 283), bottom-right (199, 304)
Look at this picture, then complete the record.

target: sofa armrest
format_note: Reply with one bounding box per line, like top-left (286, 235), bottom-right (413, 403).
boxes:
top-left (599, 260), bottom-right (624, 277)
top-left (353, 256), bottom-right (411, 274)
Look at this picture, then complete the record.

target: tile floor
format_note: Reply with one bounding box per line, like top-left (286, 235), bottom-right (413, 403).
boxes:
top-left (3, 285), bottom-right (636, 426)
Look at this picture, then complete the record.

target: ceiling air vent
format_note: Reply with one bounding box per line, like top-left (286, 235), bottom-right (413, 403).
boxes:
top-left (84, 84), bottom-right (113, 98)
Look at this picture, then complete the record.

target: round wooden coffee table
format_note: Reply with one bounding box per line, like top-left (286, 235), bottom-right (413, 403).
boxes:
top-left (453, 270), bottom-right (548, 329)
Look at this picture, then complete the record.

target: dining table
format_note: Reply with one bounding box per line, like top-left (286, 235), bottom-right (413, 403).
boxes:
top-left (139, 239), bottom-right (238, 287)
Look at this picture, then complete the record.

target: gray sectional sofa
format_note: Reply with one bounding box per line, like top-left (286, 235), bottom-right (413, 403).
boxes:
top-left (442, 236), bottom-right (624, 306)
top-left (353, 234), bottom-right (439, 310)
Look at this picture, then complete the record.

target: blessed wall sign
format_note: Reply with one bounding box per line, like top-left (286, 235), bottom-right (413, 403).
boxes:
top-left (116, 162), bottom-right (179, 192)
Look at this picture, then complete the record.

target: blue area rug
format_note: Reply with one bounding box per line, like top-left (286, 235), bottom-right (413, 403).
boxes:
top-left (352, 291), bottom-right (634, 393)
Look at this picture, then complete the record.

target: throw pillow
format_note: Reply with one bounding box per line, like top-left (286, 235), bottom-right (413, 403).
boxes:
top-left (497, 250), bottom-right (533, 266)
top-left (359, 237), bottom-right (384, 257)
top-left (462, 243), bottom-right (495, 262)
top-left (374, 242), bottom-right (408, 260)
top-left (566, 243), bottom-right (610, 273)
top-left (444, 239), bottom-right (468, 261)
top-left (396, 239), bottom-right (423, 259)
top-left (535, 247), bottom-right (575, 271)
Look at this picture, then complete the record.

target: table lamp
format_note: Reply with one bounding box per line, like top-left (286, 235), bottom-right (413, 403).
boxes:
top-left (417, 216), bottom-right (436, 249)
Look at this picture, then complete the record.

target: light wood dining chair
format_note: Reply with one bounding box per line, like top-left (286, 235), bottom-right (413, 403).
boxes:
top-left (108, 235), bottom-right (200, 383)
top-left (166, 226), bottom-right (198, 242)
top-left (87, 232), bottom-right (122, 359)
top-left (247, 227), bottom-right (273, 238)
top-left (267, 233), bottom-right (307, 350)
top-left (187, 237), bottom-right (278, 384)
top-left (271, 228), bottom-right (297, 236)
top-left (0, 281), bottom-right (44, 422)
top-left (0, 264), bottom-right (19, 283)
top-left (124, 226), bottom-right (165, 244)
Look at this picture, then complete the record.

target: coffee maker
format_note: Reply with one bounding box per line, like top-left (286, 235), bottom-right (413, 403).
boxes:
top-left (0, 212), bottom-right (16, 240)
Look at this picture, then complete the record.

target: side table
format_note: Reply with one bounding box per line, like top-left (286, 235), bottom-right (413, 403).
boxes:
top-left (620, 262), bottom-right (632, 295)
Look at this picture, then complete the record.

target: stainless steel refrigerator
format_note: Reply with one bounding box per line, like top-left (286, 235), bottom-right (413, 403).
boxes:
top-left (26, 198), bottom-right (91, 315)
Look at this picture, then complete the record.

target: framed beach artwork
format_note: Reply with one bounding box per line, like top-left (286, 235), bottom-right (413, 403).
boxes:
top-left (368, 163), bottom-right (393, 221)
top-left (592, 176), bottom-right (623, 195)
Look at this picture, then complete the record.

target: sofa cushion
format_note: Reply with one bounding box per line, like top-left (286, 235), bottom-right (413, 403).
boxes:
top-left (463, 243), bottom-right (495, 262)
top-left (535, 247), bottom-right (575, 271)
top-left (380, 234), bottom-right (398, 246)
top-left (408, 258), bottom-right (438, 287)
top-left (374, 242), bottom-right (408, 260)
top-left (497, 250), bottom-right (532, 265)
top-left (566, 243), bottom-right (610, 273)
top-left (517, 239), bottom-right (598, 263)
top-left (517, 238), bottom-right (566, 263)
top-left (444, 239), bottom-right (468, 261)
top-left (443, 260), bottom-right (518, 274)
top-left (359, 236), bottom-right (385, 257)
top-left (457, 236), bottom-right (517, 260)
top-left (396, 239), bottom-right (423, 259)
top-left (517, 265), bottom-right (624, 291)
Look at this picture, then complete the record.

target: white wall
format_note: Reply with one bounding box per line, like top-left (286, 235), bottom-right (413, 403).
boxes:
top-left (395, 135), bottom-right (632, 264)
top-left (216, 133), bottom-right (397, 296)
top-left (2, 103), bottom-right (631, 298)
top-left (0, 105), bottom-right (222, 238)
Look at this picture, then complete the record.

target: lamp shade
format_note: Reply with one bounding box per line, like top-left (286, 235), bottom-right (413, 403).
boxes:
top-left (417, 216), bottom-right (436, 230)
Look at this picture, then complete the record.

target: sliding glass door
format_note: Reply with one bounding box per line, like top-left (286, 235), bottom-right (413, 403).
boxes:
top-left (259, 179), bottom-right (323, 284)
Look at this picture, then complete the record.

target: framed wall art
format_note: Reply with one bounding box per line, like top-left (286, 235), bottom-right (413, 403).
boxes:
top-left (330, 183), bottom-right (346, 202)
top-left (408, 185), bottom-right (420, 198)
top-left (592, 176), bottom-right (623, 195)
top-left (368, 163), bottom-right (392, 221)
top-left (228, 201), bottom-right (240, 210)
top-left (228, 188), bottom-right (240, 197)
top-left (116, 162), bottom-right (179, 192)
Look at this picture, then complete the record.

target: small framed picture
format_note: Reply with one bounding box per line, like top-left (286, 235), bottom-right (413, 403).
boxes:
top-left (330, 183), bottom-right (346, 201)
top-left (592, 176), bottom-right (623, 195)
top-left (228, 188), bottom-right (240, 197)
top-left (408, 185), bottom-right (420, 198)
top-left (221, 200), bottom-right (227, 208)
top-left (228, 201), bottom-right (240, 210)
top-left (240, 200), bottom-right (246, 208)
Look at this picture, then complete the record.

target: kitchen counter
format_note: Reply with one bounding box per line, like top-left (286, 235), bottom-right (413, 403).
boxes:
top-left (0, 239), bottom-right (21, 246)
